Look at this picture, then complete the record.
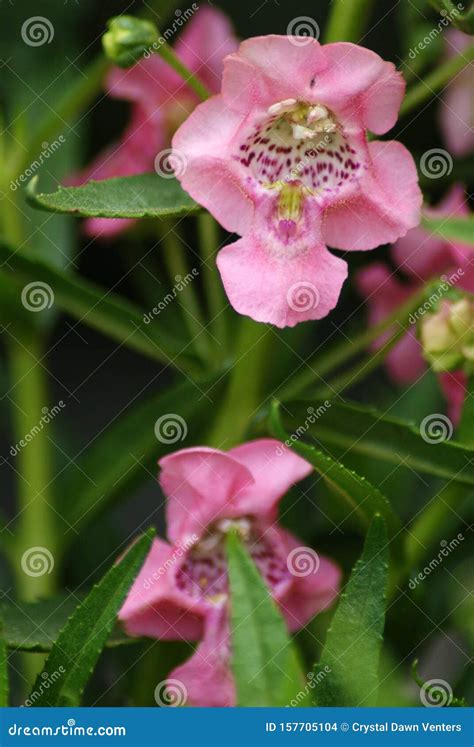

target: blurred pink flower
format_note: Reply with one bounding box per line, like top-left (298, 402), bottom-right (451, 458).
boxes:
top-left (173, 36), bottom-right (422, 327)
top-left (119, 440), bottom-right (341, 706)
top-left (75, 8), bottom-right (238, 238)
top-left (356, 185), bottom-right (472, 422)
top-left (439, 30), bottom-right (474, 158)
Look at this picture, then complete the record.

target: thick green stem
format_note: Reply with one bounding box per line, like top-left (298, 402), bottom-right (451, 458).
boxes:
top-left (400, 44), bottom-right (474, 116)
top-left (8, 336), bottom-right (58, 601)
top-left (155, 42), bottom-right (210, 101)
top-left (324, 0), bottom-right (376, 42)
top-left (159, 220), bottom-right (212, 362)
top-left (208, 319), bottom-right (272, 448)
top-left (197, 213), bottom-right (228, 359)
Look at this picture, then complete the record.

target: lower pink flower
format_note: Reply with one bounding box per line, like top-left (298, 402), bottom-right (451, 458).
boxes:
top-left (119, 440), bottom-right (341, 706)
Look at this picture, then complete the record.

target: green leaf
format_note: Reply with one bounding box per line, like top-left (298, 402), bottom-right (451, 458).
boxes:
top-left (314, 515), bottom-right (389, 706)
top-left (0, 597), bottom-right (139, 653)
top-left (0, 241), bottom-right (199, 372)
top-left (0, 622), bottom-right (8, 707)
top-left (226, 532), bottom-right (307, 707)
top-left (56, 376), bottom-right (219, 540)
top-left (28, 529), bottom-right (154, 706)
top-left (278, 399), bottom-right (474, 487)
top-left (270, 401), bottom-right (399, 534)
top-left (422, 215), bottom-right (474, 247)
top-left (26, 173), bottom-right (200, 219)
top-left (458, 374), bottom-right (474, 448)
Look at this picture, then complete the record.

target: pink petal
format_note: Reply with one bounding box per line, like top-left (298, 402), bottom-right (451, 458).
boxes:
top-left (119, 538), bottom-right (206, 641)
top-left (315, 43), bottom-right (405, 134)
top-left (228, 439), bottom-right (312, 520)
top-left (275, 529), bottom-right (341, 632)
top-left (439, 370), bottom-right (467, 426)
top-left (216, 200), bottom-right (348, 327)
top-left (159, 448), bottom-right (255, 543)
top-left (169, 604), bottom-right (235, 706)
top-left (172, 95), bottom-right (254, 234)
top-left (392, 185), bottom-right (469, 280)
top-left (440, 31), bottom-right (474, 158)
top-left (323, 140), bottom-right (422, 250)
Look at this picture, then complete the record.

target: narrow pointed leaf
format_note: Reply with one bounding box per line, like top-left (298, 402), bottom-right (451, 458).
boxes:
top-left (26, 174), bottom-right (200, 219)
top-left (28, 529), bottom-right (154, 706)
top-left (0, 241), bottom-right (199, 371)
top-left (314, 515), bottom-right (389, 706)
top-left (270, 401), bottom-right (399, 533)
top-left (227, 532), bottom-right (307, 707)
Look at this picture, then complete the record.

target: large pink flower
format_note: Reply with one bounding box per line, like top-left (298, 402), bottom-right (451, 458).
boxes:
top-left (119, 439), bottom-right (341, 707)
top-left (439, 30), bottom-right (474, 158)
top-left (75, 8), bottom-right (238, 238)
top-left (173, 36), bottom-right (422, 327)
top-left (356, 185), bottom-right (472, 422)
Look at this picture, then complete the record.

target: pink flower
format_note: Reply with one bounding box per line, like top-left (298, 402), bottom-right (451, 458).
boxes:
top-left (356, 185), bottom-right (472, 421)
top-left (439, 30), bottom-right (474, 158)
top-left (75, 8), bottom-right (238, 238)
top-left (172, 36), bottom-right (422, 327)
top-left (119, 440), bottom-right (341, 707)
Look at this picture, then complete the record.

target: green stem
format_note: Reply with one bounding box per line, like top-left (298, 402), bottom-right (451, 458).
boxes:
top-left (155, 42), bottom-right (210, 101)
top-left (400, 43), bottom-right (474, 116)
top-left (8, 336), bottom-right (58, 601)
top-left (457, 373), bottom-right (474, 447)
top-left (278, 281), bottom-right (436, 401)
top-left (159, 220), bottom-right (212, 363)
top-left (197, 213), bottom-right (228, 360)
top-left (208, 319), bottom-right (272, 448)
top-left (324, 0), bottom-right (376, 42)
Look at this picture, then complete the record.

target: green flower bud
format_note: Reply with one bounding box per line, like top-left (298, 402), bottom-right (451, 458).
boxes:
top-left (102, 16), bottom-right (158, 68)
top-left (420, 295), bottom-right (474, 372)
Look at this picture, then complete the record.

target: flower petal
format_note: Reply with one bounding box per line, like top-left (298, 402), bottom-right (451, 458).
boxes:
top-left (159, 447), bottom-right (255, 543)
top-left (439, 370), bottom-right (467, 426)
top-left (169, 604), bottom-right (235, 706)
top-left (119, 538), bottom-right (206, 640)
top-left (323, 140), bottom-right (422, 250)
top-left (228, 439), bottom-right (312, 519)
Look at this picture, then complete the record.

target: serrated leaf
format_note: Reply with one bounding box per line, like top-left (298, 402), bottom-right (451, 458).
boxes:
top-left (56, 376), bottom-right (218, 540)
top-left (28, 529), bottom-right (154, 706)
top-left (0, 597), bottom-right (139, 653)
top-left (314, 515), bottom-right (389, 706)
top-left (279, 399), bottom-right (474, 486)
top-left (0, 241), bottom-right (199, 372)
top-left (422, 215), bottom-right (474, 247)
top-left (0, 623), bottom-right (8, 707)
top-left (227, 532), bottom-right (307, 707)
top-left (26, 174), bottom-right (200, 219)
top-left (270, 401), bottom-right (399, 534)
